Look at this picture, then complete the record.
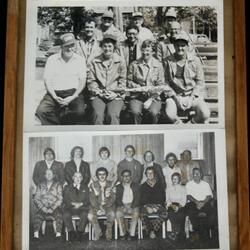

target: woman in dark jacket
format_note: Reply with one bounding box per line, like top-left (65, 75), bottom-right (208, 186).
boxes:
top-left (140, 167), bottom-right (167, 239)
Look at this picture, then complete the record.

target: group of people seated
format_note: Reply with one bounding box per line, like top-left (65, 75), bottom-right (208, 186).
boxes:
top-left (35, 8), bottom-right (210, 125)
top-left (32, 145), bottom-right (217, 243)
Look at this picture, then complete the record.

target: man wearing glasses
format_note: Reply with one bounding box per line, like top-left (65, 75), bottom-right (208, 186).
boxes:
top-left (36, 33), bottom-right (87, 125)
top-left (116, 169), bottom-right (140, 240)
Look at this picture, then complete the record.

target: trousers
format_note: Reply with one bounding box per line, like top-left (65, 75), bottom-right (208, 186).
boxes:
top-left (90, 97), bottom-right (124, 125)
top-left (36, 89), bottom-right (85, 125)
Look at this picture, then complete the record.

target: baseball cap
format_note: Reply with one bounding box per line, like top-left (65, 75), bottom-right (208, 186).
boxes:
top-left (174, 31), bottom-right (189, 43)
top-left (102, 10), bottom-right (114, 19)
top-left (60, 33), bottom-right (75, 46)
top-left (103, 33), bottom-right (118, 42)
top-left (165, 8), bottom-right (177, 18)
top-left (132, 11), bottom-right (143, 18)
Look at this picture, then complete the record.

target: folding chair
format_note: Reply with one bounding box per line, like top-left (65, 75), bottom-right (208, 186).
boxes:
top-left (41, 215), bottom-right (56, 235)
top-left (139, 214), bottom-right (167, 239)
top-left (65, 215), bottom-right (91, 241)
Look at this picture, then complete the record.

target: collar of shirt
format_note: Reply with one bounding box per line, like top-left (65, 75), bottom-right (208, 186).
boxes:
top-left (95, 53), bottom-right (121, 64)
top-left (73, 183), bottom-right (80, 190)
top-left (45, 160), bottom-right (54, 169)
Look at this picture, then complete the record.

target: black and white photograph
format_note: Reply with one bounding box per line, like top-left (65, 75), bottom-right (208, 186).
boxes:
top-left (23, 0), bottom-right (224, 130)
top-left (23, 130), bottom-right (229, 250)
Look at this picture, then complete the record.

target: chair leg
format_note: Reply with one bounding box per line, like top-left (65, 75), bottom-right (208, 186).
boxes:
top-left (162, 221), bottom-right (166, 239)
top-left (140, 219), bottom-right (143, 239)
top-left (185, 216), bottom-right (190, 239)
top-left (52, 220), bottom-right (57, 234)
top-left (89, 223), bottom-right (92, 240)
top-left (41, 221), bottom-right (46, 235)
top-left (115, 219), bottom-right (118, 240)
top-left (72, 220), bottom-right (76, 231)
top-left (137, 219), bottom-right (140, 239)
top-left (65, 227), bottom-right (68, 241)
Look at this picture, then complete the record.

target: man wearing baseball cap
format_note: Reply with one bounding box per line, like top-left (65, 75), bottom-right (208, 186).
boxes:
top-left (131, 11), bottom-right (154, 43)
top-left (36, 33), bottom-right (87, 125)
top-left (95, 10), bottom-right (126, 43)
top-left (164, 31), bottom-right (210, 124)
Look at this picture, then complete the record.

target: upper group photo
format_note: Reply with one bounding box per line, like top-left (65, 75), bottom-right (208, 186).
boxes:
top-left (24, 4), bottom-right (223, 128)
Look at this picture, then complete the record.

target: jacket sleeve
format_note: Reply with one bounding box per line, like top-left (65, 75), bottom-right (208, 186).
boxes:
top-left (51, 183), bottom-right (63, 210)
top-left (57, 162), bottom-right (65, 185)
top-left (156, 62), bottom-right (165, 86)
top-left (33, 185), bottom-right (45, 210)
top-left (117, 59), bottom-right (127, 89)
top-left (63, 186), bottom-right (73, 208)
top-left (87, 61), bottom-right (101, 93)
top-left (132, 184), bottom-right (141, 207)
top-left (192, 57), bottom-right (205, 97)
top-left (105, 188), bottom-right (116, 208)
top-left (127, 63), bottom-right (141, 88)
top-left (32, 162), bottom-right (40, 186)
top-left (140, 184), bottom-right (147, 206)
top-left (156, 164), bottom-right (166, 190)
top-left (83, 163), bottom-right (91, 185)
top-left (64, 163), bottom-right (72, 185)
top-left (89, 188), bottom-right (100, 209)
top-left (134, 162), bottom-right (144, 184)
top-left (163, 60), bottom-right (176, 97)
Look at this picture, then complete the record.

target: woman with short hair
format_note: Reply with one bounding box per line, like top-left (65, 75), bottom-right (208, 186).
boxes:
top-left (87, 33), bottom-right (127, 125)
top-left (165, 172), bottom-right (186, 241)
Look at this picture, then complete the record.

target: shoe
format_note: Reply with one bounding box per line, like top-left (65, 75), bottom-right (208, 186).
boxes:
top-left (127, 234), bottom-right (136, 240)
top-left (149, 231), bottom-right (156, 239)
top-left (120, 235), bottom-right (126, 241)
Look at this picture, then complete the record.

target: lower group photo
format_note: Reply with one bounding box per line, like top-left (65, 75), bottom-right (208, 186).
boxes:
top-left (23, 130), bottom-right (228, 250)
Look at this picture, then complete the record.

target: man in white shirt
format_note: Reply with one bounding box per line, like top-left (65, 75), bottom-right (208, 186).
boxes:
top-left (131, 12), bottom-right (154, 43)
top-left (115, 170), bottom-right (140, 240)
top-left (36, 33), bottom-right (87, 125)
top-left (185, 168), bottom-right (215, 240)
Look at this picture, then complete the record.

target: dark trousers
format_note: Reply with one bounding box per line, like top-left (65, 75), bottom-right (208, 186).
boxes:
top-left (63, 208), bottom-right (89, 232)
top-left (36, 89), bottom-right (85, 125)
top-left (185, 201), bottom-right (214, 233)
top-left (90, 97), bottom-right (124, 125)
top-left (167, 207), bottom-right (185, 234)
top-left (129, 99), bottom-right (162, 124)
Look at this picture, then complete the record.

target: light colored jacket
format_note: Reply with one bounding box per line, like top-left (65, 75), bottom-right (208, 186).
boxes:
top-left (127, 57), bottom-right (165, 88)
top-left (164, 53), bottom-right (205, 97)
top-left (87, 53), bottom-right (127, 99)
top-left (75, 38), bottom-right (102, 67)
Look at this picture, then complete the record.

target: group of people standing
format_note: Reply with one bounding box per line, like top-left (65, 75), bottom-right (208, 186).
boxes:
top-left (36, 8), bottom-right (210, 125)
top-left (32, 145), bottom-right (216, 243)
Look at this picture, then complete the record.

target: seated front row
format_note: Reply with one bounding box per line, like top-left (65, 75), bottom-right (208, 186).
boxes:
top-left (32, 167), bottom-right (216, 242)
top-left (36, 33), bottom-right (210, 126)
